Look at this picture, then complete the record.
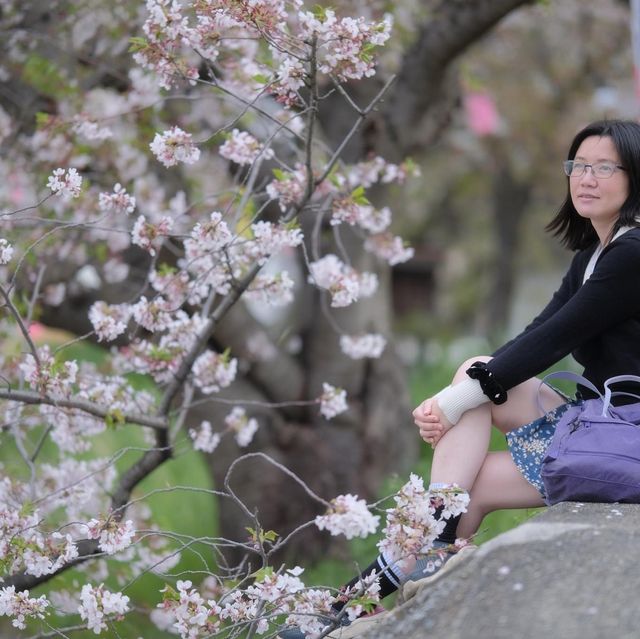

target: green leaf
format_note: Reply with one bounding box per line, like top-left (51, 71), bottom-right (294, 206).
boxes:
top-left (35, 112), bottom-right (52, 128)
top-left (161, 585), bottom-right (181, 602)
top-left (128, 37), bottom-right (148, 53)
top-left (312, 4), bottom-right (327, 20)
top-left (105, 408), bottom-right (126, 430)
top-left (261, 529), bottom-right (279, 542)
top-left (252, 566), bottom-right (275, 582)
top-left (20, 501), bottom-right (36, 518)
top-left (22, 54), bottom-right (69, 99)
top-left (157, 263), bottom-right (177, 276)
top-left (272, 168), bottom-right (288, 181)
top-left (351, 186), bottom-right (369, 205)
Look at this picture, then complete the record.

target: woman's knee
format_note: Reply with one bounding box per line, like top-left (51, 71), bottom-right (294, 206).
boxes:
top-left (452, 355), bottom-right (493, 384)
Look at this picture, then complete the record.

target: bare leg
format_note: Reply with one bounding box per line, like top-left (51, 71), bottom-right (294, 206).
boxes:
top-left (398, 358), bottom-right (566, 576)
top-left (458, 451), bottom-right (545, 538)
top-left (429, 356), bottom-right (566, 533)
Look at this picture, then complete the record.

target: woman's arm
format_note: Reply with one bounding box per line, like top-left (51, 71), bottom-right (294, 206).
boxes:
top-left (487, 235), bottom-right (640, 390)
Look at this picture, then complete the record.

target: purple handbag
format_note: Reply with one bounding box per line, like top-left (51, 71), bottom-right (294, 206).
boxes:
top-left (540, 372), bottom-right (640, 505)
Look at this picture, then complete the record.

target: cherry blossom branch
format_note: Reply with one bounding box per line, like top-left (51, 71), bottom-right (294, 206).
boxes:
top-left (315, 74), bottom-right (396, 188)
top-left (224, 452), bottom-right (331, 521)
top-left (0, 282), bottom-right (40, 365)
top-left (0, 388), bottom-right (168, 431)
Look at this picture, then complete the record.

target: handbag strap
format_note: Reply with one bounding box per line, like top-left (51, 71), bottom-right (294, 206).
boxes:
top-left (539, 372), bottom-right (640, 416)
top-left (538, 371), bottom-right (603, 416)
top-left (602, 375), bottom-right (640, 413)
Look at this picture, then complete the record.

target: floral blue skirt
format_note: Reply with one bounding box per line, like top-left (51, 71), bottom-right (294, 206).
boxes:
top-left (505, 394), bottom-right (582, 497)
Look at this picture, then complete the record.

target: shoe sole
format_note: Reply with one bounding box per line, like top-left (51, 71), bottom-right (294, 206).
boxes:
top-left (401, 545), bottom-right (477, 601)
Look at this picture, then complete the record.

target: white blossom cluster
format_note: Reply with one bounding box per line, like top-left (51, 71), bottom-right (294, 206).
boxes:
top-left (339, 333), bottom-right (386, 359)
top-left (308, 254), bottom-right (378, 308)
top-left (72, 116), bottom-right (114, 141)
top-left (265, 163), bottom-right (308, 211)
top-left (331, 201), bottom-right (391, 234)
top-left (120, 315), bottom-right (208, 383)
top-left (365, 232), bottom-right (415, 266)
top-left (219, 128), bottom-right (274, 165)
top-left (150, 126), bottom-right (201, 167)
top-left (378, 475), bottom-right (469, 563)
top-left (154, 572), bottom-right (336, 639)
top-left (98, 183), bottom-right (136, 215)
top-left (131, 214), bottom-right (174, 255)
top-left (78, 584), bottom-right (130, 634)
top-left (0, 506), bottom-right (78, 579)
top-left (315, 494), bottom-right (380, 539)
top-left (340, 571), bottom-right (381, 622)
top-left (182, 213), bottom-right (303, 302)
top-left (46, 167), bottom-right (83, 200)
top-left (319, 382), bottom-right (348, 419)
top-left (89, 301), bottom-right (131, 342)
top-left (225, 407), bottom-right (259, 447)
top-left (246, 271), bottom-right (295, 306)
top-left (130, 295), bottom-right (175, 332)
top-left (345, 156), bottom-right (420, 189)
top-left (0, 586), bottom-right (50, 630)
top-left (192, 350), bottom-right (238, 394)
top-left (19, 345), bottom-right (78, 398)
top-left (0, 238), bottom-right (14, 264)
top-left (298, 10), bottom-right (392, 81)
top-left (86, 518), bottom-right (136, 554)
top-left (189, 420), bottom-right (221, 453)
top-left (189, 406), bottom-right (260, 454)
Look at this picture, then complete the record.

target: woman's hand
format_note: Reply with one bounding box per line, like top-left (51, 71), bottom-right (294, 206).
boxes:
top-left (412, 397), bottom-right (453, 448)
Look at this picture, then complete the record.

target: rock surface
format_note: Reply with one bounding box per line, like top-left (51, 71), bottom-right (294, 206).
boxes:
top-left (365, 503), bottom-right (640, 639)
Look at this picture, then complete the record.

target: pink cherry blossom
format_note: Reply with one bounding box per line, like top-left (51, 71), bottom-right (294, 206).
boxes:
top-left (464, 91), bottom-right (501, 137)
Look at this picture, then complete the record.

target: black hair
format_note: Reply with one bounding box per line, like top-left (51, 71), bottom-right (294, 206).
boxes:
top-left (546, 119), bottom-right (640, 251)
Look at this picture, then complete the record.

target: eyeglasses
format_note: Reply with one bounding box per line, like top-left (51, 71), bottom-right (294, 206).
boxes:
top-left (563, 160), bottom-right (626, 179)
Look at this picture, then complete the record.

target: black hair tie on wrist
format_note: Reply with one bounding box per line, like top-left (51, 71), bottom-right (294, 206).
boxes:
top-left (466, 361), bottom-right (507, 405)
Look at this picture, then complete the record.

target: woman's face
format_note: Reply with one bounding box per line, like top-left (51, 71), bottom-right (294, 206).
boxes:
top-left (570, 135), bottom-right (629, 235)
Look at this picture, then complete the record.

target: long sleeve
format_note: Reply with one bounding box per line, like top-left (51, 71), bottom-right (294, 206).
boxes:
top-left (486, 232), bottom-right (640, 395)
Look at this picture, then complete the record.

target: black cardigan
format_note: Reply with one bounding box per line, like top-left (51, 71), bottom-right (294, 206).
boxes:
top-left (487, 228), bottom-right (640, 404)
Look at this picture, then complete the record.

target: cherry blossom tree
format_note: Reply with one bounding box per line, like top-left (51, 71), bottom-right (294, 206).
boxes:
top-left (0, 0), bottom-right (535, 635)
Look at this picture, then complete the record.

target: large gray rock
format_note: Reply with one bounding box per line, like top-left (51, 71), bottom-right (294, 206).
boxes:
top-left (366, 503), bottom-right (640, 639)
